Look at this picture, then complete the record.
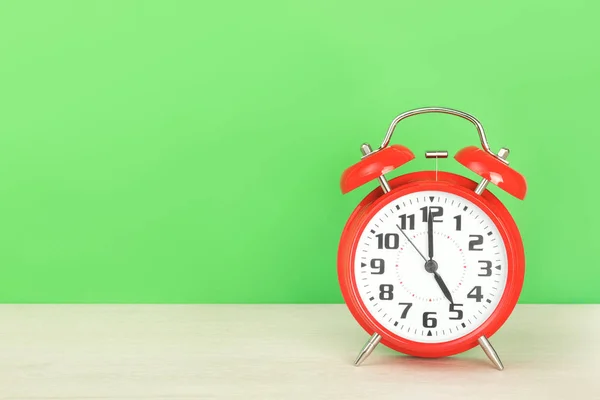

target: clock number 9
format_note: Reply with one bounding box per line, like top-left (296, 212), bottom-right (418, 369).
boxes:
top-left (370, 259), bottom-right (385, 274)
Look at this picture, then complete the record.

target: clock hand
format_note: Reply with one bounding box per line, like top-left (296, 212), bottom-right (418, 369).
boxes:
top-left (397, 224), bottom-right (453, 303)
top-left (427, 209), bottom-right (434, 260)
top-left (433, 271), bottom-right (454, 304)
top-left (396, 224), bottom-right (427, 262)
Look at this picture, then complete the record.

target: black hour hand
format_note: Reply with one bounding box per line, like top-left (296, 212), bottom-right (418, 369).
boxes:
top-left (433, 271), bottom-right (453, 304)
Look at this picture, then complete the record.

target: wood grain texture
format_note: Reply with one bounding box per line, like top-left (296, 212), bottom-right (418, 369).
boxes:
top-left (0, 305), bottom-right (598, 399)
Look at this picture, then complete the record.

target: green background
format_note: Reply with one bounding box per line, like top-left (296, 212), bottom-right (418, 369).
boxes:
top-left (0, 1), bottom-right (597, 304)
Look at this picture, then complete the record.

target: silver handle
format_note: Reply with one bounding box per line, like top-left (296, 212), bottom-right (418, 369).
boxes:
top-left (379, 107), bottom-right (507, 164)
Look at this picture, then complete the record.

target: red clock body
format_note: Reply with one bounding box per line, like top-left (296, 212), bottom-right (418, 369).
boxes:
top-left (338, 171), bottom-right (525, 358)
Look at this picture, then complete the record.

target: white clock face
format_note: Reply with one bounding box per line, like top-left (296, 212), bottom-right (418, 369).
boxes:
top-left (353, 190), bottom-right (508, 343)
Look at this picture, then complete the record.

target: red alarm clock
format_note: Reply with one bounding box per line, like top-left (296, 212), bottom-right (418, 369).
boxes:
top-left (337, 107), bottom-right (527, 370)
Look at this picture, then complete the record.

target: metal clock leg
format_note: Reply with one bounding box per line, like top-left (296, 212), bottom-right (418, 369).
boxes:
top-left (473, 147), bottom-right (507, 372)
top-left (354, 333), bottom-right (382, 366)
top-left (478, 336), bottom-right (504, 370)
top-left (352, 143), bottom-right (389, 367)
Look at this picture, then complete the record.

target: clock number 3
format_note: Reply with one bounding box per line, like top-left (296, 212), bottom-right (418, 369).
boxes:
top-left (478, 260), bottom-right (492, 277)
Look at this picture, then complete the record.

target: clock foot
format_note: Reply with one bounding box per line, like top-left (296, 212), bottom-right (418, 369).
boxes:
top-left (478, 336), bottom-right (504, 371)
top-left (354, 333), bottom-right (381, 366)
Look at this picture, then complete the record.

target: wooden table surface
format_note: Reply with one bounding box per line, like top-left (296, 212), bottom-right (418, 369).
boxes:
top-left (0, 304), bottom-right (598, 399)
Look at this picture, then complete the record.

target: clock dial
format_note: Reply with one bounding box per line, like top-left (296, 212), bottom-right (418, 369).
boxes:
top-left (353, 190), bottom-right (508, 343)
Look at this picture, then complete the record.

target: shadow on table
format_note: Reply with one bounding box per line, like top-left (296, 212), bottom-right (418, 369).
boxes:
top-left (371, 350), bottom-right (494, 371)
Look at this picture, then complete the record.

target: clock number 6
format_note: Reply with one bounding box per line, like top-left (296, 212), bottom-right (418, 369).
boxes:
top-left (423, 312), bottom-right (437, 328)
